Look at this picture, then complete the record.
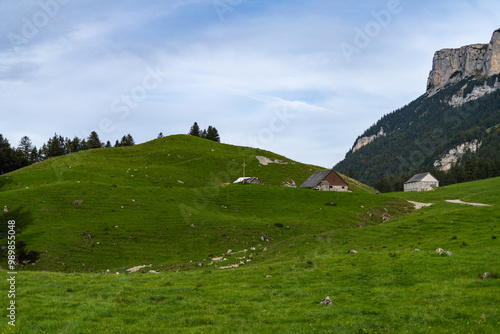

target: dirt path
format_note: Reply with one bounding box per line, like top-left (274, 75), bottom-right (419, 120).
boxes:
top-left (445, 200), bottom-right (492, 207)
top-left (408, 201), bottom-right (433, 210)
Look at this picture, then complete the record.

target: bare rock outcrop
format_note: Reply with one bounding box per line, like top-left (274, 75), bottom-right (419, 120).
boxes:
top-left (427, 29), bottom-right (500, 96)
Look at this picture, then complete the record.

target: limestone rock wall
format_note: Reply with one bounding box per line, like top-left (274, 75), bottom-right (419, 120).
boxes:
top-left (427, 29), bottom-right (500, 96)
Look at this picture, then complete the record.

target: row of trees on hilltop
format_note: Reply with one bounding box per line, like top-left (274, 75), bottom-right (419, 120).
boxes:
top-left (0, 123), bottom-right (221, 175)
top-left (0, 131), bottom-right (136, 174)
top-left (188, 122), bottom-right (220, 142)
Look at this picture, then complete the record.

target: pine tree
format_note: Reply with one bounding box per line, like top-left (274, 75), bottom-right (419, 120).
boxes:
top-left (206, 126), bottom-right (220, 142)
top-left (464, 156), bottom-right (476, 182)
top-left (45, 134), bottom-right (66, 158)
top-left (157, 132), bottom-right (164, 139)
top-left (189, 122), bottom-right (201, 137)
top-left (119, 134), bottom-right (135, 147)
top-left (18, 136), bottom-right (33, 162)
top-left (105, 141), bottom-right (112, 148)
top-left (87, 131), bottom-right (103, 149)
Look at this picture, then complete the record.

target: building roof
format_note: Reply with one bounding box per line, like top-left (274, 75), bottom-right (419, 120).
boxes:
top-left (233, 177), bottom-right (261, 184)
top-left (299, 169), bottom-right (349, 189)
top-left (405, 172), bottom-right (438, 183)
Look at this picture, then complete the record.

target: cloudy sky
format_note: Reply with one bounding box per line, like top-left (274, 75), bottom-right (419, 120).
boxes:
top-left (1, 0), bottom-right (499, 167)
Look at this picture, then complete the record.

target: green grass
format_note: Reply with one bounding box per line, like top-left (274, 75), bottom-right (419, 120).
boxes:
top-left (0, 136), bottom-right (499, 333)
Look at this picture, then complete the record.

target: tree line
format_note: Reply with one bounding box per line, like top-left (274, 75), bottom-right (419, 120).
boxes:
top-left (0, 131), bottom-right (135, 174)
top-left (0, 124), bottom-right (223, 175)
top-left (188, 122), bottom-right (220, 142)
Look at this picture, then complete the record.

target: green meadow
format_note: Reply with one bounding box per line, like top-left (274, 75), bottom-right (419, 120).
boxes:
top-left (0, 135), bottom-right (499, 333)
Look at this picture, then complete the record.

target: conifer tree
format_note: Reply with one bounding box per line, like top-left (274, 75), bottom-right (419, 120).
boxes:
top-left (119, 134), bottom-right (135, 147)
top-left (189, 122), bottom-right (201, 137)
top-left (87, 131), bottom-right (103, 149)
top-left (206, 126), bottom-right (220, 142)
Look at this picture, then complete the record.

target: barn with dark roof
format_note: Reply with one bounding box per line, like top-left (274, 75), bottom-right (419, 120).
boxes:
top-left (299, 169), bottom-right (349, 192)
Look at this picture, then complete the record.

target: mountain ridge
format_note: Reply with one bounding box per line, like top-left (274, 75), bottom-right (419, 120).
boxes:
top-left (335, 29), bottom-right (500, 188)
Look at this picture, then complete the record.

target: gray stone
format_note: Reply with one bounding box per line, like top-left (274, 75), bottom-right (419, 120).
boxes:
top-left (319, 296), bottom-right (332, 306)
top-left (481, 272), bottom-right (491, 280)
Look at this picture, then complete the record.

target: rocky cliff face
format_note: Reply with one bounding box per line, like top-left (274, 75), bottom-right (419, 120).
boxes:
top-left (427, 29), bottom-right (500, 96)
top-left (433, 140), bottom-right (482, 171)
top-left (352, 127), bottom-right (385, 153)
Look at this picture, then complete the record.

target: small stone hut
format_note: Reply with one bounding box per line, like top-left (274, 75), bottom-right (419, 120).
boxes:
top-left (404, 172), bottom-right (439, 192)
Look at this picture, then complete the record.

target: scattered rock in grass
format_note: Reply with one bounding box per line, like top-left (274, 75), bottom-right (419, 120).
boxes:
top-left (319, 296), bottom-right (333, 306)
top-left (3, 206), bottom-right (9, 212)
top-left (285, 226), bottom-right (290, 230)
top-left (263, 247), bottom-right (267, 251)
top-left (382, 213), bottom-right (392, 222)
top-left (436, 248), bottom-right (453, 256)
top-left (74, 200), bottom-right (84, 205)
top-left (325, 202), bottom-right (337, 206)
top-left (149, 270), bottom-right (159, 274)
top-left (481, 272), bottom-right (491, 280)
top-left (177, 180), bottom-right (184, 184)
top-left (227, 249), bottom-right (232, 254)
top-left (348, 249), bottom-right (358, 254)
top-left (413, 249), bottom-right (421, 252)
top-left (197, 262), bottom-right (203, 267)
top-left (191, 224), bottom-right (196, 228)
top-left (266, 275), bottom-right (272, 278)
top-left (219, 264), bottom-right (239, 269)
top-left (367, 211), bottom-right (373, 218)
top-left (82, 263), bottom-right (86, 268)
top-left (114, 225), bottom-right (119, 228)
top-left (127, 264), bottom-right (152, 273)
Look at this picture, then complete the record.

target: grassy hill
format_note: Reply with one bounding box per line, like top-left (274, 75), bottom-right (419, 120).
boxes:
top-left (0, 135), bottom-right (382, 273)
top-left (1, 137), bottom-right (499, 333)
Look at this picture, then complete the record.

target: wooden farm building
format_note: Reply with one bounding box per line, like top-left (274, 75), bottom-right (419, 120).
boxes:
top-left (299, 169), bottom-right (349, 192)
top-left (404, 172), bottom-right (439, 192)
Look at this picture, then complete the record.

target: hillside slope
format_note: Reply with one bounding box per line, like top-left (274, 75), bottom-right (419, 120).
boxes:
top-left (0, 135), bottom-right (389, 273)
top-left (2, 177), bottom-right (499, 333)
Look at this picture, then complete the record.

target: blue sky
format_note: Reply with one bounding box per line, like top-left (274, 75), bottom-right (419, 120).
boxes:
top-left (1, 0), bottom-right (499, 167)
